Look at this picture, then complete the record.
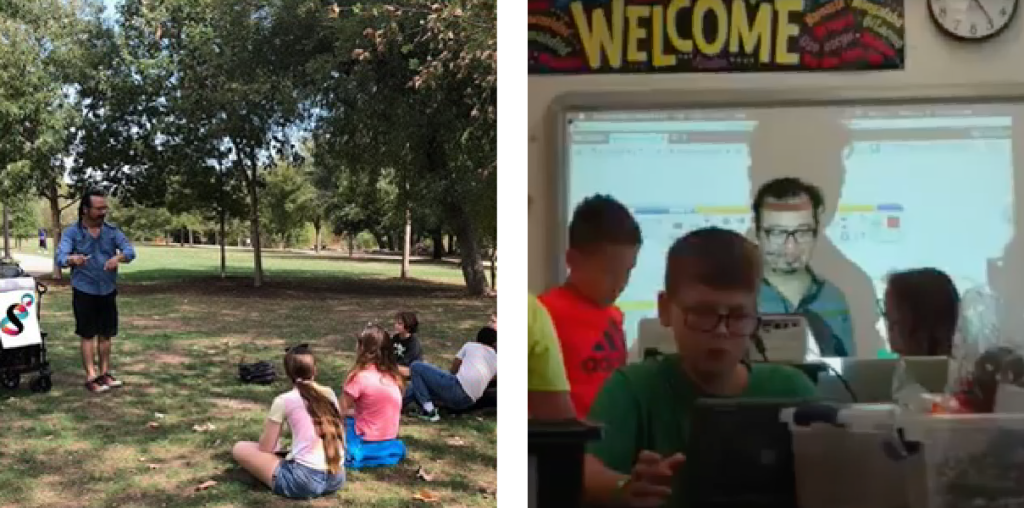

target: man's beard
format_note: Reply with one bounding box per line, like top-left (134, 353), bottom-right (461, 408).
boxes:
top-left (767, 254), bottom-right (807, 275)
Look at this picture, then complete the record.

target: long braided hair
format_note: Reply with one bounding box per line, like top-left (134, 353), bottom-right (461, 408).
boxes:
top-left (283, 346), bottom-right (345, 474)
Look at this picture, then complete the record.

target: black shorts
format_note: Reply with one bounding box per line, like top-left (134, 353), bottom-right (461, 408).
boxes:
top-left (73, 288), bottom-right (119, 339)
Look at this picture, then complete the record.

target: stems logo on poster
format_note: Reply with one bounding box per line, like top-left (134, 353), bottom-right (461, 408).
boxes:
top-left (528, 0), bottom-right (905, 74)
top-left (1, 294), bottom-right (34, 336)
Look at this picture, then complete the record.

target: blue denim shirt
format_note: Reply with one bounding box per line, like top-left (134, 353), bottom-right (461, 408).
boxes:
top-left (758, 271), bottom-right (856, 357)
top-left (55, 222), bottom-right (137, 296)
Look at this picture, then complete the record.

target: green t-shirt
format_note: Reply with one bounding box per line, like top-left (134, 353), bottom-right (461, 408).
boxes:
top-left (586, 355), bottom-right (817, 506)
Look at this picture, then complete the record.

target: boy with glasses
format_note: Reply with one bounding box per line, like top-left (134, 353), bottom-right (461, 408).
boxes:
top-left (582, 227), bottom-right (816, 507)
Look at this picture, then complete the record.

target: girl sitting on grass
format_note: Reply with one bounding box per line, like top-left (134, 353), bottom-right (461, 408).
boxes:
top-left (342, 324), bottom-right (407, 468)
top-left (232, 345), bottom-right (345, 499)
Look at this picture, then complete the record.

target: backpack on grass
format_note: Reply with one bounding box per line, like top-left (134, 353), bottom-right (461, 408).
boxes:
top-left (238, 360), bottom-right (276, 385)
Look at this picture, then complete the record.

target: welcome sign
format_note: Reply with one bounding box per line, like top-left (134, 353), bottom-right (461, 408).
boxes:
top-left (528, 0), bottom-right (905, 74)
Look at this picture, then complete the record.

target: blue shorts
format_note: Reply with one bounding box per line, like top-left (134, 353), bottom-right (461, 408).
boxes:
top-left (272, 460), bottom-right (345, 499)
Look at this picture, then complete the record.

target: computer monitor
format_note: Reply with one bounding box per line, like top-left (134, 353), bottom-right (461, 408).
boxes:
top-left (685, 398), bottom-right (812, 508)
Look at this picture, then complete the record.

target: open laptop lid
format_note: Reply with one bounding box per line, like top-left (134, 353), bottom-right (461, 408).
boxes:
top-left (755, 314), bottom-right (810, 363)
top-left (636, 314), bottom-right (812, 364)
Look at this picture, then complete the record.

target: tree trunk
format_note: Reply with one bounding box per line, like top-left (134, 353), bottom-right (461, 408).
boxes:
top-left (490, 248), bottom-right (497, 291)
top-left (188, 228), bottom-right (194, 246)
top-left (371, 231), bottom-right (386, 252)
top-left (456, 215), bottom-right (488, 296)
top-left (431, 229), bottom-right (445, 260)
top-left (245, 161), bottom-right (264, 288)
top-left (219, 206), bottom-right (227, 279)
top-left (387, 233), bottom-right (396, 252)
top-left (179, 228), bottom-right (185, 247)
top-left (347, 235), bottom-right (355, 258)
top-left (2, 205), bottom-right (9, 261)
top-left (447, 234), bottom-right (457, 255)
top-left (313, 217), bottom-right (321, 254)
top-left (401, 208), bottom-right (411, 279)
top-left (47, 189), bottom-right (63, 279)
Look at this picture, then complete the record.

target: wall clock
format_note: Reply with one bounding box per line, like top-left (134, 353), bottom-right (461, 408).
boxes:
top-left (928, 0), bottom-right (1020, 41)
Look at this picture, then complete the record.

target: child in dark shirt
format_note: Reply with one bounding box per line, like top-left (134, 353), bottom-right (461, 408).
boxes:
top-left (392, 311), bottom-right (423, 376)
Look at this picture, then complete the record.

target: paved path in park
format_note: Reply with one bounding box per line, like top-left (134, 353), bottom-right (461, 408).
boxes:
top-left (12, 253), bottom-right (52, 277)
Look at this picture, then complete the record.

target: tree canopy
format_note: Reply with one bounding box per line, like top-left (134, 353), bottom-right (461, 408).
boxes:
top-left (0, 0), bottom-right (495, 294)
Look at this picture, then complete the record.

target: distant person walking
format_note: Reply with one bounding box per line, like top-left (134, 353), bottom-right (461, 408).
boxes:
top-left (38, 228), bottom-right (47, 252)
top-left (55, 189), bottom-right (137, 393)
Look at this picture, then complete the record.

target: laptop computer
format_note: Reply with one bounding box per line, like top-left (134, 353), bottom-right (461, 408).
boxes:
top-left (686, 398), bottom-right (810, 508)
top-left (754, 314), bottom-right (811, 363)
top-left (635, 315), bottom-right (815, 363)
top-left (816, 357), bottom-right (951, 403)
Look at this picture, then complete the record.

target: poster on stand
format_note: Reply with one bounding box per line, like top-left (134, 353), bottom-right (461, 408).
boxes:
top-left (528, 0), bottom-right (905, 75)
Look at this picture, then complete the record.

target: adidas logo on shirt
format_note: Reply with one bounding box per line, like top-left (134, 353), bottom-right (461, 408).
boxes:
top-left (581, 318), bottom-right (626, 373)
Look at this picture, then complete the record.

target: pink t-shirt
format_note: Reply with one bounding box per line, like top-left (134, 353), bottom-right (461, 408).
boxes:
top-left (267, 384), bottom-right (343, 471)
top-left (344, 366), bottom-right (402, 441)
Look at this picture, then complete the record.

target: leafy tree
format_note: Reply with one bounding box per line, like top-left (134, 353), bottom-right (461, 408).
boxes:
top-left (0, 0), bottom-right (110, 275)
top-left (261, 162), bottom-right (316, 248)
top-left (313, 0), bottom-right (496, 294)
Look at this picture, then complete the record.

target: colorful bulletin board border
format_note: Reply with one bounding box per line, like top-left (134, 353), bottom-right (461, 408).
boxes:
top-left (528, 0), bottom-right (905, 75)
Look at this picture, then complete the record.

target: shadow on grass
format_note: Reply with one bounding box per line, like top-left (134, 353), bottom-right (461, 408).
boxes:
top-left (400, 433), bottom-right (496, 470)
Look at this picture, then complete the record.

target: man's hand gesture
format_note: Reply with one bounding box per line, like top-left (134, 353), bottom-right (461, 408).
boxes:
top-left (68, 254), bottom-right (89, 267)
top-left (621, 451), bottom-right (685, 507)
top-left (104, 257), bottom-right (120, 271)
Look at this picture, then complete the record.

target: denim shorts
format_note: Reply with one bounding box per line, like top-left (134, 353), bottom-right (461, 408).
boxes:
top-left (272, 460), bottom-right (345, 499)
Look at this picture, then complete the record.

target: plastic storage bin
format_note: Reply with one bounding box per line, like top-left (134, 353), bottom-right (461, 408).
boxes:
top-left (785, 404), bottom-right (913, 508)
top-left (902, 413), bottom-right (1024, 508)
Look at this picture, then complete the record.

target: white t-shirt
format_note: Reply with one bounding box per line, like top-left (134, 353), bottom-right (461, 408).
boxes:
top-left (455, 342), bottom-right (497, 401)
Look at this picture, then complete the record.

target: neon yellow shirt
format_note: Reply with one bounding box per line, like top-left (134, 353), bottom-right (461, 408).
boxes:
top-left (528, 294), bottom-right (570, 392)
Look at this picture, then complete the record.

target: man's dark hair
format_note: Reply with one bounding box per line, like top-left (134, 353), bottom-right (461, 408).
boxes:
top-left (568, 194), bottom-right (642, 251)
top-left (476, 326), bottom-right (497, 348)
top-left (78, 188), bottom-right (108, 223)
top-left (887, 268), bottom-right (960, 356)
top-left (664, 227), bottom-right (762, 295)
top-left (395, 311), bottom-right (419, 334)
top-left (751, 177), bottom-right (825, 232)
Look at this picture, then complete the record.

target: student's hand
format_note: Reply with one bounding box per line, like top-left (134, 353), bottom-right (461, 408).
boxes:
top-left (620, 451), bottom-right (685, 507)
top-left (68, 254), bottom-right (88, 266)
top-left (104, 257), bottom-right (119, 271)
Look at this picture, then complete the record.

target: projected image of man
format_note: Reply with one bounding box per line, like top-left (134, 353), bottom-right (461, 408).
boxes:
top-left (754, 177), bottom-right (855, 357)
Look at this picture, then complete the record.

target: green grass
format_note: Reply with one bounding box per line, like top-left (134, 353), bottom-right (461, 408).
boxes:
top-left (15, 243), bottom-right (468, 285)
top-left (0, 246), bottom-right (496, 508)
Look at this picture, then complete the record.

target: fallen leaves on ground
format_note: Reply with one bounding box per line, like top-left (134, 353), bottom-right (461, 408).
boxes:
top-left (192, 423), bottom-right (216, 432)
top-left (445, 437), bottom-right (466, 447)
top-left (412, 490), bottom-right (439, 503)
top-left (146, 422), bottom-right (160, 429)
top-left (195, 480), bottom-right (217, 492)
top-left (416, 466), bottom-right (434, 482)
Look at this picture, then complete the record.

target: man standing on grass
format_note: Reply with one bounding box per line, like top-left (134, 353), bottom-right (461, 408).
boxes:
top-left (55, 189), bottom-right (137, 393)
